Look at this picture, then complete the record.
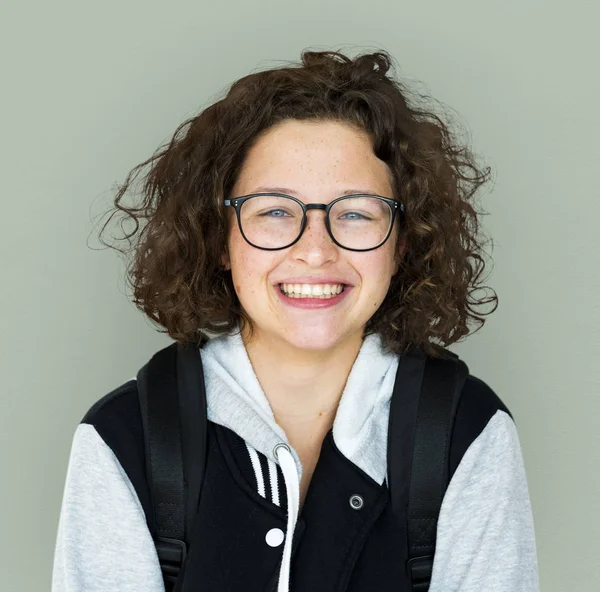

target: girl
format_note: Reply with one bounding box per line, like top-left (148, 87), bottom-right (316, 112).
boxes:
top-left (52, 49), bottom-right (539, 591)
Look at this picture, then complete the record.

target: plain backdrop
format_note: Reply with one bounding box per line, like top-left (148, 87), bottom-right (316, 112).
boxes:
top-left (1, 0), bottom-right (598, 589)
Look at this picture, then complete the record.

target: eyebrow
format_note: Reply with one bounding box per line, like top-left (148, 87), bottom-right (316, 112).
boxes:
top-left (250, 186), bottom-right (384, 197)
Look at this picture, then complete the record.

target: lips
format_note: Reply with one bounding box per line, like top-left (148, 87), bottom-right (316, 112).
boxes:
top-left (275, 278), bottom-right (352, 286)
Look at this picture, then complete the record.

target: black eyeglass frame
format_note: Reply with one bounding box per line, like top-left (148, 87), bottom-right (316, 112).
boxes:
top-left (223, 192), bottom-right (405, 252)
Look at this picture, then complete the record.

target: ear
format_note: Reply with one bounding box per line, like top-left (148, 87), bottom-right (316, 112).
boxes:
top-left (221, 248), bottom-right (231, 271)
top-left (393, 234), bottom-right (407, 276)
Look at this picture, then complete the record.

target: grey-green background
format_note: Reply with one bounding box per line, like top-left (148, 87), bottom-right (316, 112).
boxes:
top-left (1, 0), bottom-right (598, 589)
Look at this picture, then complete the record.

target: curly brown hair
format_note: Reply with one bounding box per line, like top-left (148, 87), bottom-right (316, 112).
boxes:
top-left (98, 49), bottom-right (497, 359)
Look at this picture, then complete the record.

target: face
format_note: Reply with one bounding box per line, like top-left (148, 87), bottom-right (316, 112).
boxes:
top-left (222, 119), bottom-right (404, 354)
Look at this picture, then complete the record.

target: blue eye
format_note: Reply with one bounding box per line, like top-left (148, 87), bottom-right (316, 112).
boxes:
top-left (261, 209), bottom-right (290, 217)
top-left (340, 212), bottom-right (369, 220)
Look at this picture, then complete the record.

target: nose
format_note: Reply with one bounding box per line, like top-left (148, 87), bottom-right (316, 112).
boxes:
top-left (289, 210), bottom-right (338, 266)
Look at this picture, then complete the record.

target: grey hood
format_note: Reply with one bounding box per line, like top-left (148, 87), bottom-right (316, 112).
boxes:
top-left (200, 330), bottom-right (400, 486)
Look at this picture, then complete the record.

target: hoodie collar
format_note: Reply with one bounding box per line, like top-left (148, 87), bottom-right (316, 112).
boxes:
top-left (200, 330), bottom-right (399, 486)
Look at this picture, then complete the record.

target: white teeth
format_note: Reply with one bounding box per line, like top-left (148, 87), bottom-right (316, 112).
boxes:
top-left (279, 283), bottom-right (345, 298)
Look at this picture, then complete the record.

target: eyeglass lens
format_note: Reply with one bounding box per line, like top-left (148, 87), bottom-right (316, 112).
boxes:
top-left (239, 195), bottom-right (393, 250)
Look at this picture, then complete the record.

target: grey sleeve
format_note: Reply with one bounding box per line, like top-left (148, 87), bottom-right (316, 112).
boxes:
top-left (429, 410), bottom-right (540, 592)
top-left (52, 423), bottom-right (165, 592)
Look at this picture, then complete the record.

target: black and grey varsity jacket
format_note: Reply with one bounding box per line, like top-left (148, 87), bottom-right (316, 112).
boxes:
top-left (52, 332), bottom-right (539, 591)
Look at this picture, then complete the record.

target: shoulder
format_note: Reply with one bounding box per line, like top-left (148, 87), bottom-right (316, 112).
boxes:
top-left (431, 371), bottom-right (539, 590)
top-left (432, 374), bottom-right (539, 590)
top-left (80, 379), bottom-right (145, 486)
top-left (79, 379), bottom-right (152, 522)
top-left (81, 378), bottom-right (139, 427)
top-left (449, 373), bottom-right (513, 479)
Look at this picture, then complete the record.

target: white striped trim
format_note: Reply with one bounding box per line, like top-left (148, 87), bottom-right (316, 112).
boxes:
top-left (245, 441), bottom-right (266, 498)
top-left (267, 457), bottom-right (280, 506)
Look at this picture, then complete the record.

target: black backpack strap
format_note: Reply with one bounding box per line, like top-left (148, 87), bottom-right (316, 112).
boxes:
top-left (137, 339), bottom-right (208, 591)
top-left (387, 349), bottom-right (468, 592)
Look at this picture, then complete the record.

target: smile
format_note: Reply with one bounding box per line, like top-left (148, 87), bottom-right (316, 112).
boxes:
top-left (279, 283), bottom-right (346, 299)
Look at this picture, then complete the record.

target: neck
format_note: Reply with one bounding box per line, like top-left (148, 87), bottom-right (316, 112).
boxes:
top-left (241, 327), bottom-right (364, 425)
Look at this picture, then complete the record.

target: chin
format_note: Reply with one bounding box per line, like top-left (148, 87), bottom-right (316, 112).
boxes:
top-left (277, 324), bottom-right (356, 353)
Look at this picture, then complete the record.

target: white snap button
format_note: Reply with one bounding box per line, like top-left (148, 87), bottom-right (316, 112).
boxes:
top-left (265, 527), bottom-right (285, 547)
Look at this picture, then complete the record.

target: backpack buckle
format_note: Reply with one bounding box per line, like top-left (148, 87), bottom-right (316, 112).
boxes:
top-left (407, 554), bottom-right (433, 587)
top-left (156, 536), bottom-right (187, 583)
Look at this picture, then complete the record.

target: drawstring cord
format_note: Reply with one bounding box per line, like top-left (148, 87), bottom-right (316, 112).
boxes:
top-left (273, 443), bottom-right (300, 592)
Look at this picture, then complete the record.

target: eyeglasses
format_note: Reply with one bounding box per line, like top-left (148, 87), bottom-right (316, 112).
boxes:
top-left (223, 193), bottom-right (405, 252)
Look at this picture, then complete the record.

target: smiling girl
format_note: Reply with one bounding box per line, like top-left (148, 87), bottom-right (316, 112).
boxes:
top-left (52, 50), bottom-right (539, 592)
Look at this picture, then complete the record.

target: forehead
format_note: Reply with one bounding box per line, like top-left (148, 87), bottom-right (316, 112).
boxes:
top-left (232, 119), bottom-right (393, 201)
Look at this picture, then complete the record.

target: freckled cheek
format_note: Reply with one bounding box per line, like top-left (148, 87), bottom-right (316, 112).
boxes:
top-left (357, 251), bottom-right (395, 285)
top-left (355, 252), bottom-right (395, 308)
top-left (230, 245), bottom-right (276, 297)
